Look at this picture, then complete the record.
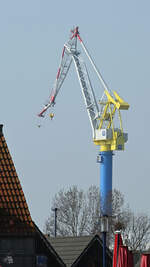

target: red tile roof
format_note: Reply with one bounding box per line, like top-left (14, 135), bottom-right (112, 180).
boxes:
top-left (0, 125), bottom-right (35, 234)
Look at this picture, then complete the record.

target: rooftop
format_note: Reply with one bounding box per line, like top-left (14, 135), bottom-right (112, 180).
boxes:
top-left (0, 125), bottom-right (34, 234)
top-left (47, 235), bottom-right (112, 267)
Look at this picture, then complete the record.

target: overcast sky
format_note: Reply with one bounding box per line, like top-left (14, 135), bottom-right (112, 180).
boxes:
top-left (0, 0), bottom-right (150, 231)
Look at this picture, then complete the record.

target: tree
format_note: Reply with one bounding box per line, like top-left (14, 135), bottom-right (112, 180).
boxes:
top-left (45, 185), bottom-right (150, 250)
top-left (110, 189), bottom-right (132, 235)
top-left (45, 185), bottom-right (100, 236)
top-left (121, 213), bottom-right (150, 251)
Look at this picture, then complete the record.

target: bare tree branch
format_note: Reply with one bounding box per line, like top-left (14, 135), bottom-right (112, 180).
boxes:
top-left (44, 185), bottom-right (150, 250)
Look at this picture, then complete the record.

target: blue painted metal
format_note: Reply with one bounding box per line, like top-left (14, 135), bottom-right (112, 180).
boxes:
top-left (99, 151), bottom-right (113, 216)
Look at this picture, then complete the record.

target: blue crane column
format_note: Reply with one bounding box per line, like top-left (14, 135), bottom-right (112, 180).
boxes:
top-left (100, 151), bottom-right (113, 216)
top-left (99, 150), bottom-right (113, 267)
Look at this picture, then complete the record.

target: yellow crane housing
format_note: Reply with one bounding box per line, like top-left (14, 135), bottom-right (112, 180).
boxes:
top-left (94, 90), bottom-right (129, 151)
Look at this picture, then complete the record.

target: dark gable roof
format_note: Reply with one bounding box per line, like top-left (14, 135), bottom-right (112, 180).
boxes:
top-left (47, 235), bottom-right (112, 267)
top-left (0, 125), bottom-right (34, 234)
top-left (47, 235), bottom-right (92, 267)
top-left (34, 223), bottom-right (66, 267)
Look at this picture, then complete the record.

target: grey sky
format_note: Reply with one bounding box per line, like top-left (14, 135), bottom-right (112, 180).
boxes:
top-left (0, 0), bottom-right (150, 230)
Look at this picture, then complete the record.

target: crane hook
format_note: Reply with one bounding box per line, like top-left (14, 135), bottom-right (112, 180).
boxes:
top-left (49, 113), bottom-right (54, 120)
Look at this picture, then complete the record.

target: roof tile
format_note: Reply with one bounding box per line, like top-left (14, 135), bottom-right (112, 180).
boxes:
top-left (0, 125), bottom-right (35, 234)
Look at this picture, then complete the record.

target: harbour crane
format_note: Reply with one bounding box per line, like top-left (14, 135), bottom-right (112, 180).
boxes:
top-left (38, 26), bottom-right (129, 215)
top-left (38, 28), bottom-right (129, 265)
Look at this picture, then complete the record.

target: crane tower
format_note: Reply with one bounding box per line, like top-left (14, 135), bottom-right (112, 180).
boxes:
top-left (38, 26), bottom-right (129, 219)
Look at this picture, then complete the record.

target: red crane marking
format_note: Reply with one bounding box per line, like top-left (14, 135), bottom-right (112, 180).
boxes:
top-left (50, 95), bottom-right (55, 103)
top-left (56, 68), bottom-right (60, 79)
top-left (62, 47), bottom-right (65, 58)
top-left (77, 34), bottom-right (82, 43)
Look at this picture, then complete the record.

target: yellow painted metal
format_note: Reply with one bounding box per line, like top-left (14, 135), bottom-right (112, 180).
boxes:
top-left (104, 90), bottom-right (129, 110)
top-left (107, 105), bottom-right (116, 129)
top-left (113, 91), bottom-right (130, 110)
top-left (99, 103), bottom-right (109, 129)
top-left (118, 109), bottom-right (123, 134)
top-left (108, 103), bottom-right (114, 134)
top-left (104, 90), bottom-right (120, 109)
top-left (94, 90), bottom-right (129, 152)
top-left (94, 130), bottom-right (125, 151)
